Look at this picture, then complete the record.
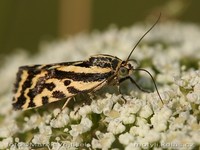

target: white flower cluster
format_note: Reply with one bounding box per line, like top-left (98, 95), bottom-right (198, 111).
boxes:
top-left (0, 21), bottom-right (200, 149)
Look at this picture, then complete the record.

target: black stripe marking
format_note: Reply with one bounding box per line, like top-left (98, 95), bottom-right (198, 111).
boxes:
top-left (28, 100), bottom-right (36, 108)
top-left (74, 61), bottom-right (91, 67)
top-left (27, 89), bottom-right (37, 99)
top-left (26, 76), bottom-right (47, 103)
top-left (111, 59), bottom-right (120, 70)
top-left (67, 86), bottom-right (87, 94)
top-left (52, 91), bottom-right (66, 99)
top-left (64, 80), bottom-right (71, 86)
top-left (26, 75), bottom-right (54, 107)
top-left (45, 82), bottom-right (56, 91)
top-left (12, 96), bottom-right (26, 110)
top-left (13, 70), bottom-right (35, 110)
top-left (89, 57), bottom-right (112, 68)
top-left (52, 70), bottom-right (113, 82)
top-left (90, 56), bottom-right (112, 62)
top-left (42, 96), bottom-right (49, 105)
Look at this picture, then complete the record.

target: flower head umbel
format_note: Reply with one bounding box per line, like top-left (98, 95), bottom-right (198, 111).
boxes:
top-left (0, 22), bottom-right (200, 149)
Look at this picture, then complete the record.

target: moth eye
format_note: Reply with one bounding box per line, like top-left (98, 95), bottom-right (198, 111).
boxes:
top-left (119, 67), bottom-right (129, 77)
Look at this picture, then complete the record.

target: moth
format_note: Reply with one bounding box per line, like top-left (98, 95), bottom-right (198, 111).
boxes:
top-left (12, 16), bottom-right (163, 111)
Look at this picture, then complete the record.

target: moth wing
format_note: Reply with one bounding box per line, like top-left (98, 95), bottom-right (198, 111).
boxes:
top-left (13, 61), bottom-right (114, 110)
top-left (13, 62), bottom-right (79, 110)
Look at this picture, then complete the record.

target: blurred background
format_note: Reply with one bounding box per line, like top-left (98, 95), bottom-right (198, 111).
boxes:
top-left (0, 0), bottom-right (198, 60)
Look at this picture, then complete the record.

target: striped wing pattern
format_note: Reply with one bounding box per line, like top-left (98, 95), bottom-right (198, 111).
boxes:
top-left (13, 55), bottom-right (122, 110)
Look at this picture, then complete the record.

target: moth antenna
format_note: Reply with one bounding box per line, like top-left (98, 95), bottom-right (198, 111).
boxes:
top-left (133, 68), bottom-right (164, 104)
top-left (125, 13), bottom-right (161, 65)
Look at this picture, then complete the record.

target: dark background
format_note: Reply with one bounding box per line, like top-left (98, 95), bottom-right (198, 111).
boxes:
top-left (0, 0), bottom-right (198, 58)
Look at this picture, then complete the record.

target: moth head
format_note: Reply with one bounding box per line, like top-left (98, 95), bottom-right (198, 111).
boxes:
top-left (118, 61), bottom-right (133, 79)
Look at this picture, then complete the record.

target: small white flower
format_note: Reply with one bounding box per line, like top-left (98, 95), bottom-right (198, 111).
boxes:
top-left (189, 71), bottom-right (200, 84)
top-left (107, 119), bottom-right (125, 134)
top-left (31, 123), bottom-right (52, 145)
top-left (139, 105), bottom-right (153, 119)
top-left (0, 120), bottom-right (18, 138)
top-left (16, 142), bottom-right (30, 150)
top-left (125, 142), bottom-right (141, 150)
top-left (43, 113), bottom-right (52, 124)
top-left (135, 117), bottom-right (148, 126)
top-left (143, 130), bottom-right (160, 143)
top-left (51, 142), bottom-right (62, 150)
top-left (194, 83), bottom-right (200, 92)
top-left (128, 99), bottom-right (142, 114)
top-left (69, 125), bottom-right (82, 137)
top-left (39, 123), bottom-right (52, 135)
top-left (112, 102), bottom-right (122, 111)
top-left (130, 124), bottom-right (149, 138)
top-left (32, 134), bottom-right (50, 145)
top-left (69, 117), bottom-right (92, 137)
top-left (170, 111), bottom-right (191, 131)
top-left (167, 85), bottom-right (181, 98)
top-left (0, 137), bottom-right (13, 149)
top-left (91, 94), bottom-right (113, 114)
top-left (0, 95), bottom-right (13, 116)
top-left (50, 110), bottom-right (70, 128)
top-left (119, 132), bottom-right (134, 145)
top-left (15, 137), bottom-right (19, 143)
top-left (136, 137), bottom-right (151, 149)
top-left (104, 109), bottom-right (120, 122)
top-left (120, 105), bottom-right (136, 124)
top-left (92, 132), bottom-right (115, 149)
top-left (162, 131), bottom-right (194, 149)
top-left (187, 114), bottom-right (197, 125)
top-left (187, 91), bottom-right (200, 104)
top-left (110, 93), bottom-right (122, 103)
top-left (53, 108), bottom-right (61, 117)
top-left (151, 106), bottom-right (172, 132)
top-left (191, 131), bottom-right (200, 144)
top-left (70, 109), bottom-right (81, 120)
top-left (175, 70), bottom-right (200, 90)
top-left (64, 128), bottom-right (69, 132)
top-left (55, 136), bottom-right (60, 142)
top-left (23, 114), bottom-right (41, 131)
top-left (80, 117), bottom-right (93, 132)
top-left (153, 52), bottom-right (180, 78)
top-left (121, 113), bottom-right (135, 125)
top-left (78, 105), bottom-right (92, 117)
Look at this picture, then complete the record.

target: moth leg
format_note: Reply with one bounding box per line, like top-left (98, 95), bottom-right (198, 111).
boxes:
top-left (120, 76), bottom-right (150, 93)
top-left (88, 93), bottom-right (95, 101)
top-left (128, 77), bottom-right (151, 93)
top-left (74, 93), bottom-right (93, 115)
top-left (62, 97), bottom-right (72, 110)
top-left (117, 84), bottom-right (127, 103)
top-left (54, 97), bottom-right (72, 119)
top-left (74, 102), bottom-right (86, 115)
